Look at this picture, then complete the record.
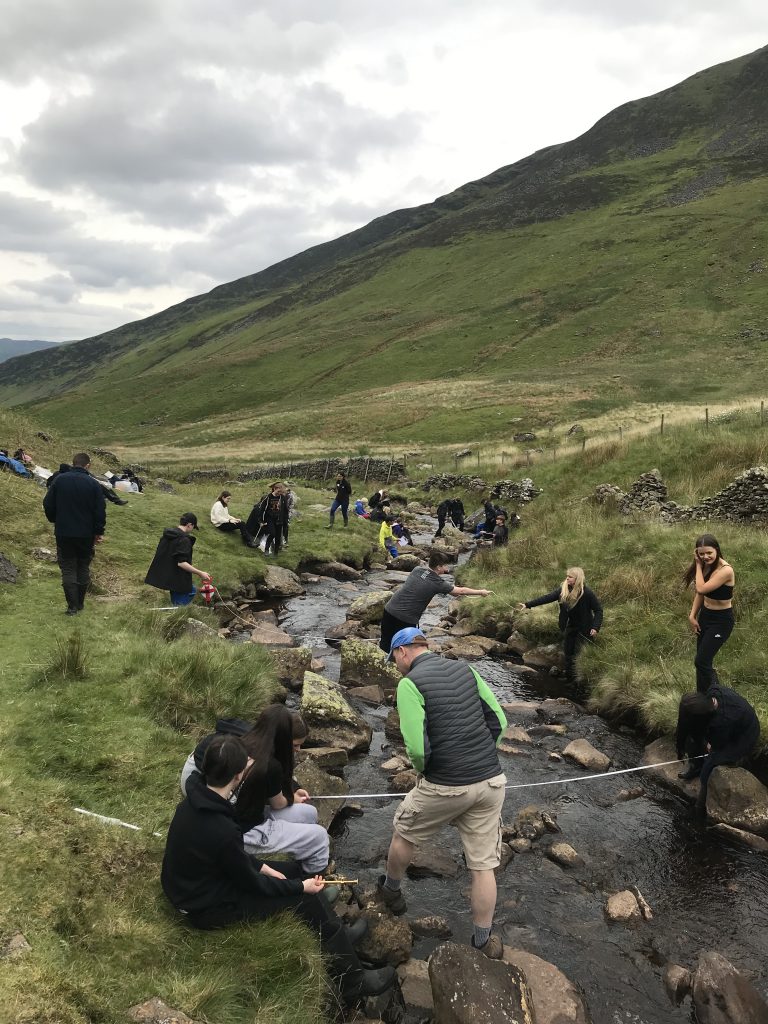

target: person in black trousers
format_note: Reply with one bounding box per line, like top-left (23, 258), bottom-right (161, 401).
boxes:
top-left (161, 735), bottom-right (394, 1004)
top-left (675, 685), bottom-right (760, 805)
top-left (42, 452), bottom-right (106, 615)
top-left (683, 534), bottom-right (735, 693)
top-left (210, 491), bottom-right (256, 546)
top-left (327, 471), bottom-right (351, 528)
top-left (246, 483), bottom-right (288, 555)
top-left (517, 567), bottom-right (603, 695)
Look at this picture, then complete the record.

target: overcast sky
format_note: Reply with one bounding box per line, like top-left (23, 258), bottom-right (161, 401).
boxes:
top-left (0, 2), bottom-right (764, 343)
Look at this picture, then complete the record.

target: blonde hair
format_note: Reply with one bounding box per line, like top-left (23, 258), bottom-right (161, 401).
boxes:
top-left (560, 567), bottom-right (585, 607)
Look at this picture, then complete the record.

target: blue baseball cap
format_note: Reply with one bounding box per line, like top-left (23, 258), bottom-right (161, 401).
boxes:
top-left (387, 627), bottom-right (428, 661)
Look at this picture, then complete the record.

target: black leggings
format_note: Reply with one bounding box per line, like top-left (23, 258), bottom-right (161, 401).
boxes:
top-left (379, 608), bottom-right (414, 653)
top-left (216, 522), bottom-right (253, 545)
top-left (563, 628), bottom-right (588, 687)
top-left (695, 607), bottom-right (734, 693)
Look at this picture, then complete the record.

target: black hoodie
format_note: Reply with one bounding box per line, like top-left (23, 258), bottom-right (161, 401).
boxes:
top-left (676, 684), bottom-right (760, 761)
top-left (161, 774), bottom-right (302, 915)
top-left (144, 527), bottom-right (195, 592)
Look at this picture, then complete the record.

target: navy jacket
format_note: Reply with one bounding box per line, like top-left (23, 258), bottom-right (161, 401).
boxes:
top-left (42, 466), bottom-right (106, 538)
top-left (676, 685), bottom-right (760, 761)
top-left (525, 585), bottom-right (603, 635)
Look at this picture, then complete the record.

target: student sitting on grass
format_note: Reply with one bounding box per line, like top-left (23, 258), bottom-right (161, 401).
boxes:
top-left (181, 708), bottom-right (330, 876)
top-left (162, 734), bottom-right (395, 1004)
top-left (210, 491), bottom-right (256, 547)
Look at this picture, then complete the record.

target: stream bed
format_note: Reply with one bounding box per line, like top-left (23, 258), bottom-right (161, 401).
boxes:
top-left (270, 528), bottom-right (768, 1024)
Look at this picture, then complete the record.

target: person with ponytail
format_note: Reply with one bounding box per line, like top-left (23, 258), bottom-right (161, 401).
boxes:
top-left (516, 567), bottom-right (603, 695)
top-left (683, 534), bottom-right (735, 693)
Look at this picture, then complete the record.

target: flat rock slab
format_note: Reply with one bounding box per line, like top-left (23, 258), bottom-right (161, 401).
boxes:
top-left (312, 561), bottom-right (363, 581)
top-left (128, 998), bottom-right (201, 1024)
top-left (347, 684), bottom-right (385, 705)
top-left (257, 565), bottom-right (305, 598)
top-left (397, 959), bottom-right (434, 1015)
top-left (563, 739), bottom-right (610, 771)
top-left (709, 822), bottom-right (768, 852)
top-left (411, 915), bottom-right (452, 938)
top-left (707, 766), bottom-right (768, 836)
top-left (546, 843), bottom-right (583, 869)
top-left (502, 948), bottom-right (590, 1024)
top-left (293, 757), bottom-right (348, 830)
top-left (429, 942), bottom-right (535, 1024)
top-left (250, 622), bottom-right (294, 646)
top-left (296, 746), bottom-right (348, 769)
top-left (692, 950), bottom-right (768, 1024)
top-left (642, 737), bottom-right (699, 800)
top-left (503, 726), bottom-right (533, 744)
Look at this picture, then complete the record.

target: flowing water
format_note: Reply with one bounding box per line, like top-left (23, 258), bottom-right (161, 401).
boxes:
top-left (269, 524), bottom-right (768, 1023)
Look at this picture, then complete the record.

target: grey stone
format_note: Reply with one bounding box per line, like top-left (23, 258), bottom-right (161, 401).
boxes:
top-left (411, 915), bottom-right (452, 938)
top-left (502, 948), bottom-right (590, 1023)
top-left (347, 684), bottom-right (385, 705)
top-left (706, 766), bottom-right (768, 836)
top-left (182, 618), bottom-right (220, 641)
top-left (270, 647), bottom-right (311, 687)
top-left (563, 739), bottom-right (610, 771)
top-left (605, 890), bottom-right (641, 923)
top-left (503, 726), bottom-right (533, 745)
top-left (523, 644), bottom-right (564, 670)
top-left (312, 560), bottom-right (363, 581)
top-left (546, 843), bottom-right (582, 868)
top-left (249, 621), bottom-right (294, 647)
top-left (128, 997), bottom-right (201, 1024)
top-left (709, 822), bottom-right (768, 852)
top-left (391, 769), bottom-right (418, 793)
top-left (357, 906), bottom-right (413, 967)
top-left (642, 737), bottom-right (700, 801)
top-left (31, 547), bottom-right (56, 562)
top-left (2, 932), bottom-right (31, 960)
top-left (296, 746), bottom-right (348, 769)
top-left (428, 942), bottom-right (535, 1024)
top-left (348, 590), bottom-right (392, 624)
top-left (293, 756), bottom-right (348, 830)
top-left (339, 637), bottom-right (401, 692)
top-left (397, 959), bottom-right (434, 1016)
top-left (692, 950), bottom-right (768, 1023)
top-left (300, 671), bottom-right (372, 753)
top-left (0, 553), bottom-right (20, 584)
top-left (257, 565), bottom-right (304, 598)
top-left (663, 963), bottom-right (692, 1006)
top-left (408, 842), bottom-right (459, 879)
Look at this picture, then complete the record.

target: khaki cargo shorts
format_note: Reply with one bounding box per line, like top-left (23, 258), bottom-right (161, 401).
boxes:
top-left (392, 772), bottom-right (507, 870)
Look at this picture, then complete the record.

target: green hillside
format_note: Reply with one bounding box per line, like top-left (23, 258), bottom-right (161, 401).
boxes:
top-left (2, 45), bottom-right (767, 454)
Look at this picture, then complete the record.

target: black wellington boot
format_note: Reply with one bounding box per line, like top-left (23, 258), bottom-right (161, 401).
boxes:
top-left (322, 917), bottom-right (395, 1005)
top-left (77, 584), bottom-right (88, 611)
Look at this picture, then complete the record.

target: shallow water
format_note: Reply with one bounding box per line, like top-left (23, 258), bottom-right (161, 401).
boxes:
top-left (276, 541), bottom-right (768, 1023)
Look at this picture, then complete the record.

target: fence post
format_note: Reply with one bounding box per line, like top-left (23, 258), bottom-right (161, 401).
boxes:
top-left (526, 451), bottom-right (531, 466)
top-left (477, 450), bottom-right (480, 468)
top-left (582, 437), bottom-right (586, 452)
top-left (705, 407), bottom-right (709, 430)
top-left (386, 457), bottom-right (394, 484)
top-left (660, 414), bottom-right (665, 436)
top-left (619, 426), bottom-right (623, 441)
top-left (363, 457), bottom-right (371, 483)
top-left (552, 446), bottom-right (557, 462)
top-left (761, 400), bottom-right (765, 426)
top-left (323, 460), bottom-right (330, 481)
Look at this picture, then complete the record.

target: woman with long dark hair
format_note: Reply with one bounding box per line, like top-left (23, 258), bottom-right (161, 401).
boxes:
top-left (162, 734), bottom-right (394, 1002)
top-left (683, 534), bottom-right (735, 693)
top-left (210, 490), bottom-right (256, 546)
top-left (516, 567), bottom-right (603, 696)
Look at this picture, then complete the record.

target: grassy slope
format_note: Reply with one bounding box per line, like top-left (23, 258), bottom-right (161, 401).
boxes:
top-left (459, 410), bottom-right (768, 737)
top-left (0, 410), bottom-right (378, 1024)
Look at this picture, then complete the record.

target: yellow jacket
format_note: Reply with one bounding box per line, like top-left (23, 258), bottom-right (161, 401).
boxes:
top-left (379, 522), bottom-right (394, 549)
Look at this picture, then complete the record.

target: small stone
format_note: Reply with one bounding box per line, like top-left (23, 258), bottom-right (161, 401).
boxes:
top-left (605, 890), bottom-right (641, 923)
top-left (541, 812), bottom-right (560, 833)
top-left (183, 618), bottom-right (220, 641)
top-left (509, 837), bottom-right (532, 854)
top-left (495, 842), bottom-right (514, 874)
top-left (499, 743), bottom-right (530, 756)
top-left (563, 739), bottom-right (611, 771)
top-left (31, 547), bottom-right (57, 562)
top-left (410, 915), bottom-right (452, 938)
top-left (128, 997), bottom-right (200, 1024)
top-left (528, 723), bottom-right (568, 737)
top-left (546, 843), bottom-right (583, 869)
top-left (663, 963), bottom-right (692, 1005)
top-left (502, 726), bottom-right (533, 744)
top-left (381, 756), bottom-right (409, 773)
top-left (397, 959), bottom-right (434, 1015)
top-left (616, 787), bottom-right (645, 802)
top-left (630, 886), bottom-right (653, 920)
top-left (390, 769), bottom-right (417, 793)
top-left (3, 932), bottom-right (31, 959)
top-left (310, 658), bottom-right (325, 671)
top-left (548, 752), bottom-right (564, 762)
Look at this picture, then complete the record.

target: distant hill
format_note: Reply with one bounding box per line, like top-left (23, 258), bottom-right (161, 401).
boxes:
top-left (0, 339), bottom-right (59, 365)
top-left (1, 45), bottom-right (767, 452)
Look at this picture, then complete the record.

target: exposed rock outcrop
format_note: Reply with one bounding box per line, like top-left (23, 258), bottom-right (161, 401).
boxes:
top-left (706, 766), bottom-right (768, 836)
top-left (300, 671), bottom-right (372, 753)
top-left (338, 638), bottom-right (401, 693)
top-left (563, 739), bottom-right (610, 771)
top-left (692, 950), bottom-right (768, 1024)
top-left (428, 942), bottom-right (535, 1024)
top-left (502, 948), bottom-right (590, 1024)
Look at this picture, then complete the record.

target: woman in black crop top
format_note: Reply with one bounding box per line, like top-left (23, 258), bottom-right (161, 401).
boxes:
top-left (683, 534), bottom-right (735, 694)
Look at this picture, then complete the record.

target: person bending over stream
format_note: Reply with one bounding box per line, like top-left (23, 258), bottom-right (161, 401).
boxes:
top-left (162, 734), bottom-right (394, 1003)
top-left (675, 685), bottom-right (760, 808)
top-left (379, 549), bottom-right (492, 653)
top-left (683, 534), bottom-right (735, 693)
top-left (516, 567), bottom-right (603, 698)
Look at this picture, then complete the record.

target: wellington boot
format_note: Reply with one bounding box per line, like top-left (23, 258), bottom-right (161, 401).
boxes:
top-left (341, 964), bottom-right (396, 1003)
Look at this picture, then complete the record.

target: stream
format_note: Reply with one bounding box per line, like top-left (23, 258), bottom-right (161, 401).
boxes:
top-left (268, 521), bottom-right (768, 1023)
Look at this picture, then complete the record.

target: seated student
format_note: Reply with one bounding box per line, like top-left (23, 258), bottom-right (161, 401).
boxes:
top-left (162, 734), bottom-right (394, 1003)
top-left (354, 498), bottom-right (369, 518)
top-left (491, 513), bottom-right (509, 547)
top-left (474, 498), bottom-right (498, 538)
top-left (676, 684), bottom-right (761, 810)
top-left (392, 519), bottom-right (413, 546)
top-left (13, 447), bottom-right (33, 465)
top-left (181, 708), bottom-right (329, 876)
top-left (210, 491), bottom-right (256, 547)
top-left (379, 516), bottom-right (398, 559)
top-left (368, 488), bottom-right (388, 511)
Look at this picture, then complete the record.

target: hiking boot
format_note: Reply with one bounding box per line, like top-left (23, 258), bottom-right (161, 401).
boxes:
top-left (65, 606), bottom-right (80, 616)
top-left (471, 932), bottom-right (504, 959)
top-left (341, 965), bottom-right (396, 1003)
top-left (678, 763), bottom-right (701, 781)
top-left (325, 524), bottom-right (334, 529)
top-left (345, 916), bottom-right (369, 945)
top-left (376, 875), bottom-right (407, 916)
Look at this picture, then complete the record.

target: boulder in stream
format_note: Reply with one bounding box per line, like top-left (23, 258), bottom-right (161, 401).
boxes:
top-left (249, 621), bottom-right (295, 646)
top-left (388, 553), bottom-right (422, 572)
top-left (270, 646), bottom-right (311, 689)
top-left (347, 590), bottom-right (392, 624)
top-left (357, 904), bottom-right (413, 967)
top-left (642, 737), bottom-right (700, 800)
top-left (563, 739), bottom-right (610, 771)
top-left (397, 959), bottom-right (434, 1018)
top-left (709, 822), bottom-right (768, 852)
top-left (407, 842), bottom-right (460, 879)
top-left (339, 637), bottom-right (401, 693)
top-left (311, 560), bottom-right (363, 581)
top-left (706, 766), bottom-right (768, 836)
top-left (546, 843), bottom-right (583, 869)
top-left (692, 950), bottom-right (768, 1024)
top-left (663, 963), bottom-right (692, 1005)
top-left (299, 671), bottom-right (372, 753)
top-left (347, 684), bottom-right (385, 705)
top-left (523, 644), bottom-right (564, 671)
top-left (257, 565), bottom-right (305, 598)
top-left (502, 948), bottom-right (590, 1024)
top-left (605, 890), bottom-right (642, 923)
top-left (428, 942), bottom-right (535, 1024)
top-left (293, 755), bottom-right (348, 830)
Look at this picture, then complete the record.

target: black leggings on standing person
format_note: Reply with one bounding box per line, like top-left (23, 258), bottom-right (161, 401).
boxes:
top-left (563, 628), bottom-right (591, 696)
top-left (379, 608), bottom-right (414, 653)
top-left (216, 522), bottom-right (254, 546)
top-left (263, 516), bottom-right (283, 555)
top-left (695, 607), bottom-right (734, 692)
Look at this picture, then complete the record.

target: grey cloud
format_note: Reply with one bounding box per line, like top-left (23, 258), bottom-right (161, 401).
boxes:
top-left (12, 273), bottom-right (80, 303)
top-left (0, 192), bottom-right (76, 249)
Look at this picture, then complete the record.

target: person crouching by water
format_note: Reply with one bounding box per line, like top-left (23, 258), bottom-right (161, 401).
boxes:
top-left (675, 685), bottom-right (760, 810)
top-left (516, 567), bottom-right (603, 697)
top-left (161, 735), bottom-right (395, 1003)
top-left (210, 491), bottom-right (257, 547)
top-left (144, 512), bottom-right (211, 606)
top-left (683, 534), bottom-right (735, 693)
